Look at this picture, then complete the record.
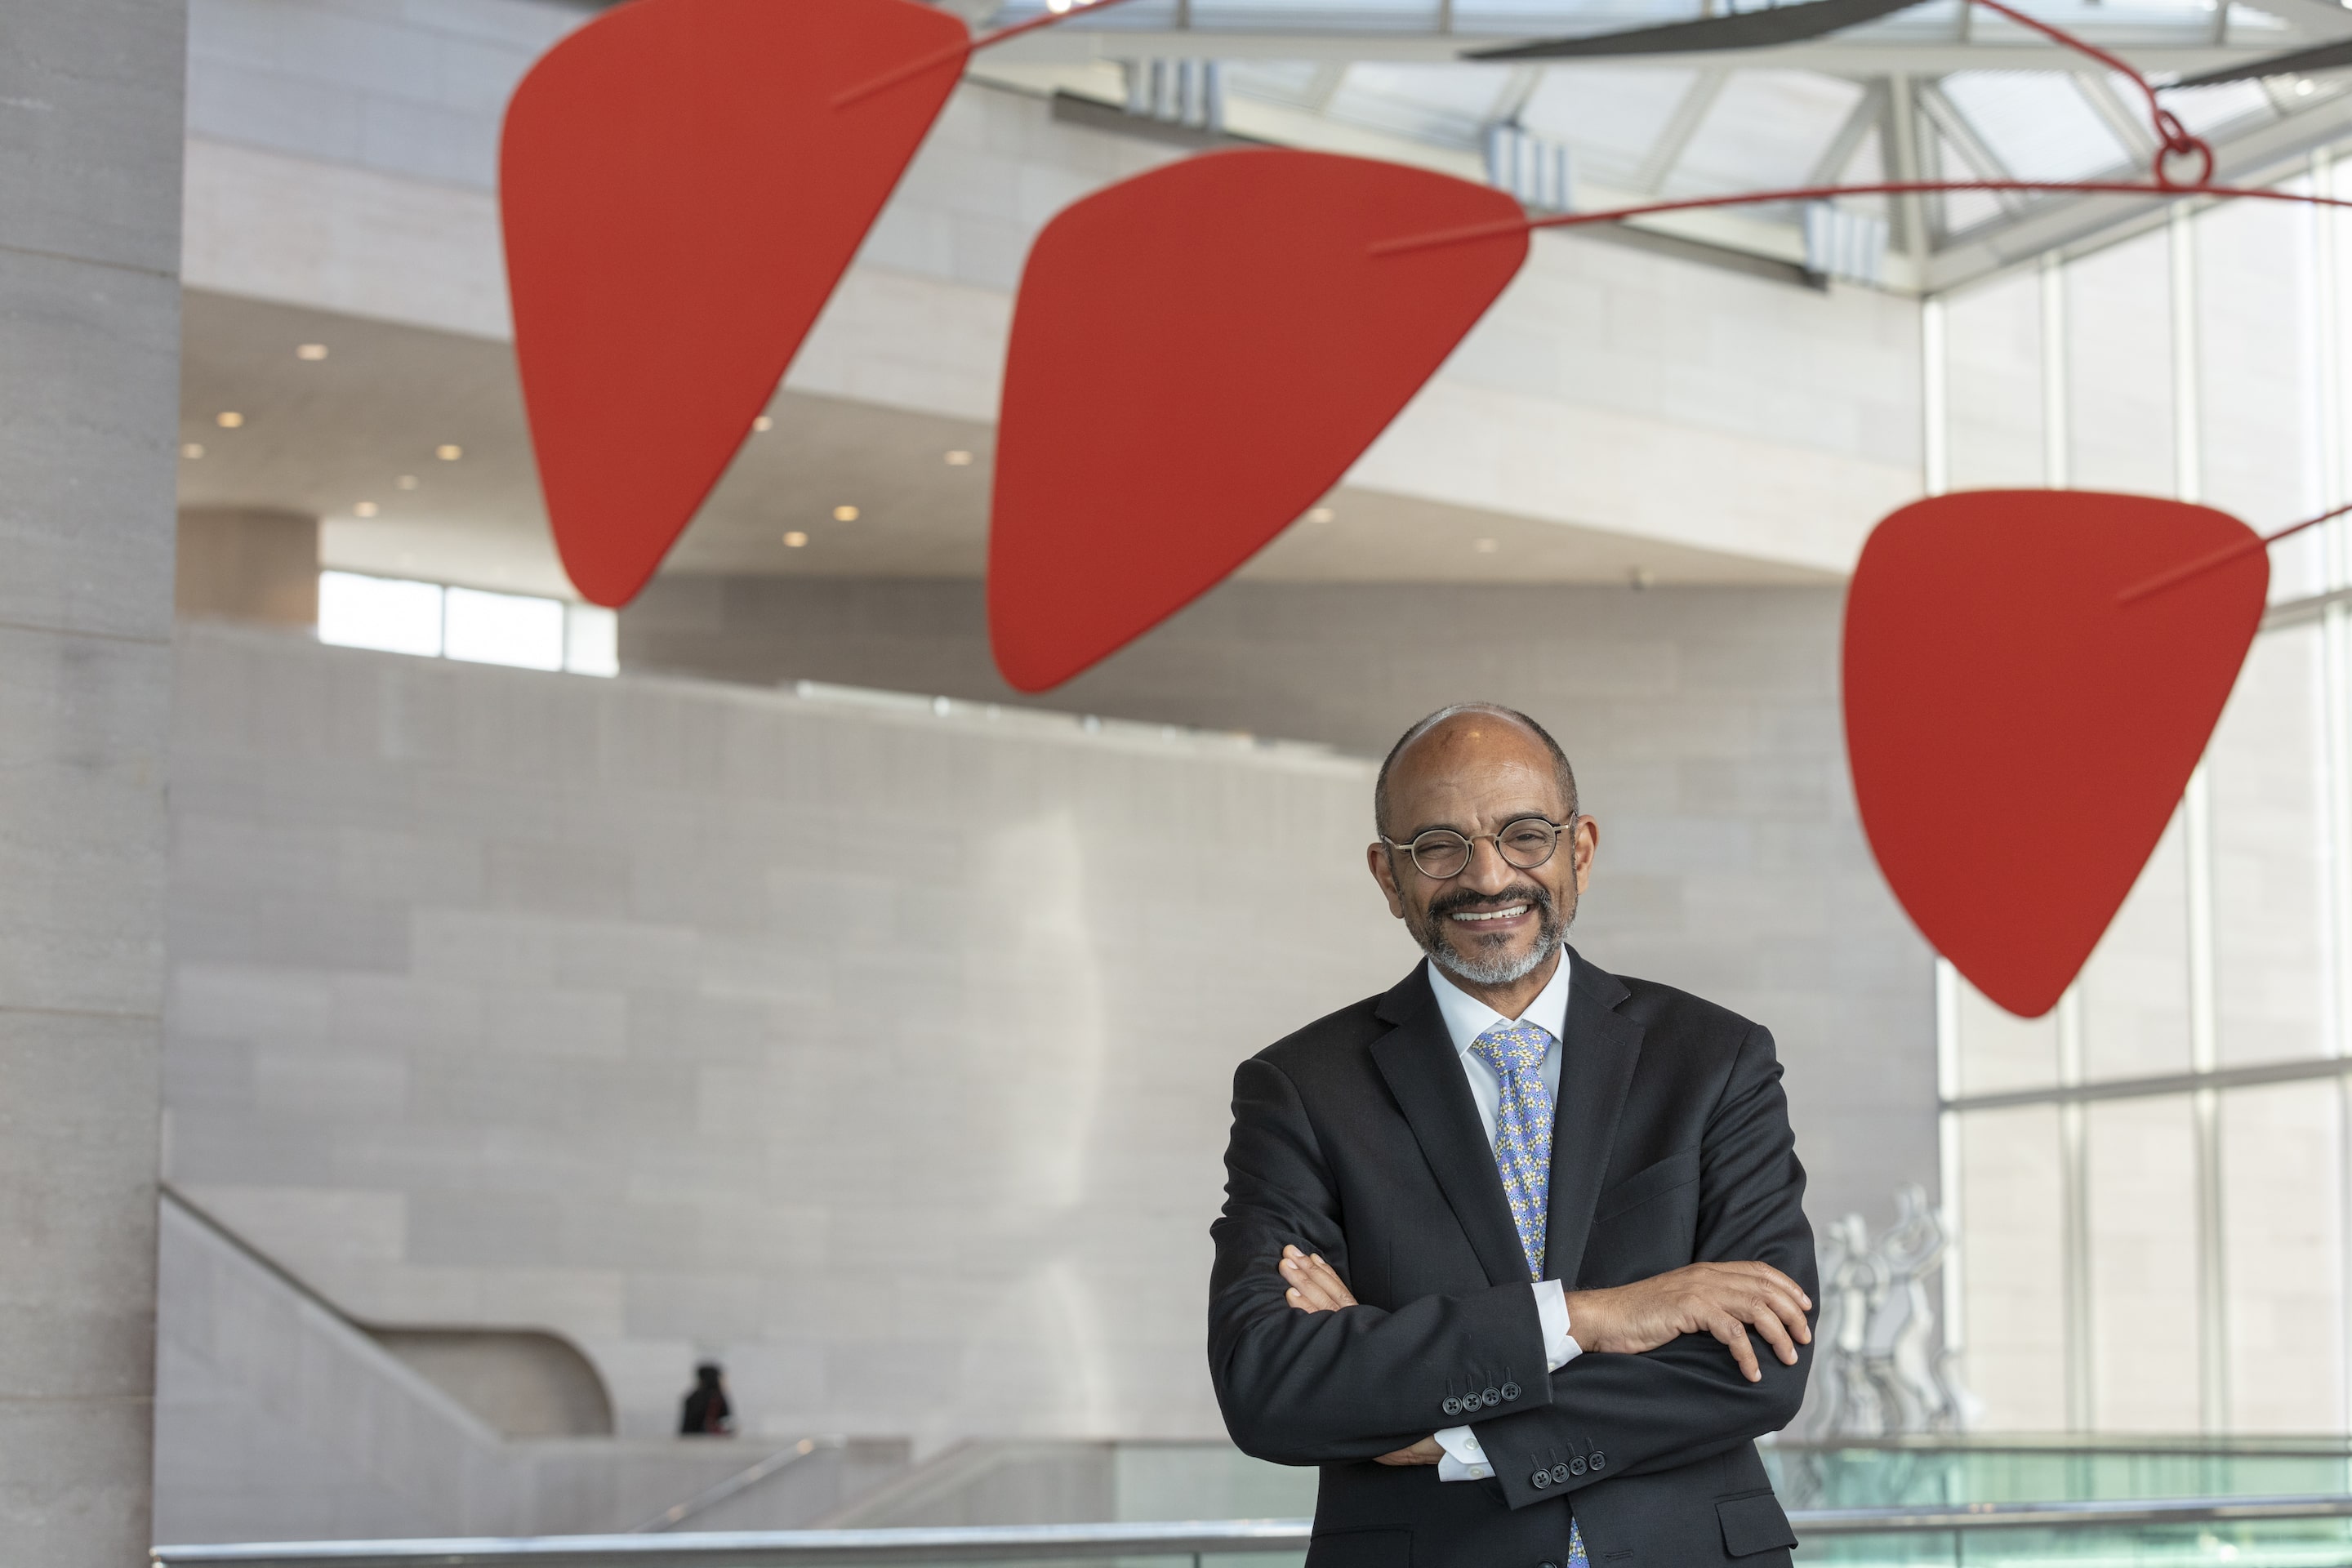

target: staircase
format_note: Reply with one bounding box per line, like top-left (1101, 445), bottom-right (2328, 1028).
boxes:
top-left (154, 1192), bottom-right (908, 1544)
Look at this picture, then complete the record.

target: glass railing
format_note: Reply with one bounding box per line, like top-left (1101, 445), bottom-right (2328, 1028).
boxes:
top-left (1771, 1438), bottom-right (2352, 1512)
top-left (1771, 1438), bottom-right (2352, 1566)
top-left (154, 1438), bottom-right (2352, 1568)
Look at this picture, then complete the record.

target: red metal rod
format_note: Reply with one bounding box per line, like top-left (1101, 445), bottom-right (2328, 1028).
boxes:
top-left (1371, 177), bottom-right (2352, 257)
top-left (1963, 0), bottom-right (2215, 185)
top-left (2118, 501), bottom-right (2352, 605)
top-left (835, 0), bottom-right (1147, 109)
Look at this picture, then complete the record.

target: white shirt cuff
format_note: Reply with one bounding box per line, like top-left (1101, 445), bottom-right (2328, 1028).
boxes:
top-left (1434, 1423), bottom-right (1492, 1481)
top-left (1437, 1282), bottom-right (1581, 1482)
top-left (1535, 1278), bottom-right (1583, 1371)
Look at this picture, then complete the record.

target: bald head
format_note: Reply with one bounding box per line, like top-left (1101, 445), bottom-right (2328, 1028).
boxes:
top-left (1374, 703), bottom-right (1578, 837)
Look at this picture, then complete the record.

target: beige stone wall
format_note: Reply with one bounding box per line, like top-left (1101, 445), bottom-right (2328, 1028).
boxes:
top-left (164, 623), bottom-right (1414, 1446)
top-left (0, 0), bottom-right (187, 1557)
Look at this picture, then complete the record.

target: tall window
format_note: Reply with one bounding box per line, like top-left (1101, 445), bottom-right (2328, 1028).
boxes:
top-left (1935, 160), bottom-right (2352, 1435)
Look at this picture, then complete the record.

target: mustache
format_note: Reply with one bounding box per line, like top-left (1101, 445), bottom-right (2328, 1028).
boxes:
top-left (1428, 882), bottom-right (1554, 920)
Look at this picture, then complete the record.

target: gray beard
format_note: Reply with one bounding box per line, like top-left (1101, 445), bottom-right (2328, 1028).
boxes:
top-left (1414, 888), bottom-right (1571, 986)
top-left (1429, 925), bottom-right (1564, 987)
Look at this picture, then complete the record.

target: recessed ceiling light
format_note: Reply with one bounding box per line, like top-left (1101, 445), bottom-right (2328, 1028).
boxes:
top-left (354, 501), bottom-right (379, 518)
top-left (782, 530), bottom-right (808, 548)
top-left (943, 449), bottom-right (973, 466)
top-left (296, 343), bottom-right (328, 361)
top-left (2297, 78), bottom-right (2317, 95)
top-left (180, 442), bottom-right (204, 460)
top-left (395, 474), bottom-right (418, 491)
top-left (435, 443), bottom-right (462, 461)
top-left (1307, 506), bottom-right (1336, 523)
top-left (833, 504), bottom-right (859, 522)
top-left (753, 415), bottom-right (774, 432)
top-left (1472, 537), bottom-right (1499, 553)
top-left (216, 411), bottom-right (243, 429)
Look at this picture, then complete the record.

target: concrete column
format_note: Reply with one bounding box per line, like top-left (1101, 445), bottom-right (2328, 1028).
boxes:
top-left (176, 508), bottom-right (320, 626)
top-left (0, 0), bottom-right (187, 1557)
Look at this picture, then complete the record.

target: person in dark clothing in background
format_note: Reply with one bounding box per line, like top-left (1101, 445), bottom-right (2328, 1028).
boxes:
top-left (679, 1362), bottom-right (733, 1436)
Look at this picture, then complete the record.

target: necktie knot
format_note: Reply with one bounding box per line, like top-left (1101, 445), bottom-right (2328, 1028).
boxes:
top-left (1472, 1019), bottom-right (1554, 1076)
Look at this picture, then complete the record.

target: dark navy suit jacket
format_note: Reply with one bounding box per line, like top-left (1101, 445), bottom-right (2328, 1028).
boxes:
top-left (1208, 949), bottom-right (1815, 1568)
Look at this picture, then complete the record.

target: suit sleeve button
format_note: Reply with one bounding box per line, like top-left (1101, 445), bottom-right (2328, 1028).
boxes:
top-left (1441, 1396), bottom-right (1463, 1416)
top-left (1481, 1386), bottom-right (1502, 1407)
top-left (1530, 1470), bottom-right (1551, 1490)
top-left (1550, 1462), bottom-right (1571, 1484)
top-left (1589, 1452), bottom-right (1606, 1471)
top-left (1501, 1380), bottom-right (1521, 1401)
top-left (1570, 1457), bottom-right (1587, 1477)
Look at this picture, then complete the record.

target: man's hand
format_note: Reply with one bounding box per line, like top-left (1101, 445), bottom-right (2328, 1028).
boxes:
top-left (1276, 1248), bottom-right (1436, 1466)
top-left (1373, 1435), bottom-right (1443, 1466)
top-left (1566, 1261), bottom-right (1813, 1383)
top-left (1278, 1245), bottom-right (1358, 1312)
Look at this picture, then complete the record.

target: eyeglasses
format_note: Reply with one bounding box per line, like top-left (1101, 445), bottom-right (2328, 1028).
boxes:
top-left (1379, 815), bottom-right (1577, 880)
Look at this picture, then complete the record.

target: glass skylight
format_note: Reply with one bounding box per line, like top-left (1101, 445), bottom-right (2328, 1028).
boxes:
top-left (1517, 66), bottom-right (1701, 189)
top-left (1670, 70), bottom-right (1868, 196)
top-left (1939, 72), bottom-right (2131, 182)
top-left (1325, 62), bottom-right (1515, 146)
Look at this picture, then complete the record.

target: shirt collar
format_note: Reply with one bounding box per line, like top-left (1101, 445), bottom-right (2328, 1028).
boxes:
top-left (1425, 946), bottom-right (1572, 1061)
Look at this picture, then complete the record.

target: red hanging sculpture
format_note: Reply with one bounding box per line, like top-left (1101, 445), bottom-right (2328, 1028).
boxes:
top-left (989, 149), bottom-right (1526, 693)
top-left (501, 0), bottom-right (968, 608)
top-left (1841, 491), bottom-right (2269, 1018)
top-left (499, 0), bottom-right (2352, 1017)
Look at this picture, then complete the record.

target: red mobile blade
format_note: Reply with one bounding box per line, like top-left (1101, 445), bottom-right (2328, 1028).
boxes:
top-left (501, 0), bottom-right (967, 607)
top-left (1842, 490), bottom-right (2267, 1018)
top-left (988, 149), bottom-right (1530, 692)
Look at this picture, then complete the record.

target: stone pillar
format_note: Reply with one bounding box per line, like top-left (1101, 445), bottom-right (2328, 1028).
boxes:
top-left (0, 0), bottom-right (186, 1557)
top-left (176, 508), bottom-right (320, 626)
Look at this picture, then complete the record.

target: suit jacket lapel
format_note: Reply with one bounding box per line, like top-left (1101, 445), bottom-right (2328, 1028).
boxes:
top-left (1369, 964), bottom-right (1530, 1288)
top-left (1543, 948), bottom-right (1644, 1290)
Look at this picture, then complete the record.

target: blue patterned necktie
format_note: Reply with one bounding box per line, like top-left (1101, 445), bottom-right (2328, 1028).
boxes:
top-left (1471, 1019), bottom-right (1579, 1565)
top-left (1471, 1018), bottom-right (1557, 1281)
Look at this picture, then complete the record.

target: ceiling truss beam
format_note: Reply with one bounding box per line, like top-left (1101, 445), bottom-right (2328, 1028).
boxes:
top-left (1807, 79), bottom-right (1887, 185)
top-left (1635, 69), bottom-right (1730, 193)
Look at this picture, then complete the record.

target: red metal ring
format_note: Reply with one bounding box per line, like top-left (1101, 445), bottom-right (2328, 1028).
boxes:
top-left (2152, 112), bottom-right (2216, 189)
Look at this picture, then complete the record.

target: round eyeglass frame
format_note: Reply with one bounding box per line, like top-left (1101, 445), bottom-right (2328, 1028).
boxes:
top-left (1379, 813), bottom-right (1579, 880)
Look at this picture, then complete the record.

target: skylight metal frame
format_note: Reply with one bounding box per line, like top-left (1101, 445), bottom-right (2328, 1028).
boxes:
top-left (982, 0), bottom-right (2352, 292)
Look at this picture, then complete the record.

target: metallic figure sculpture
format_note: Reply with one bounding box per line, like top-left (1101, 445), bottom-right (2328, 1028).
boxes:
top-left (1798, 1184), bottom-right (1977, 1440)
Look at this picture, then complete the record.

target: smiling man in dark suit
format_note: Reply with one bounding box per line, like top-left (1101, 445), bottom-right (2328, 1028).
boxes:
top-left (1209, 702), bottom-right (1816, 1568)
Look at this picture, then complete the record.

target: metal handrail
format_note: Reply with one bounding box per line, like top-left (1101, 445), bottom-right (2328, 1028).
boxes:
top-left (149, 1493), bottom-right (2352, 1566)
top-left (152, 1520), bottom-right (1314, 1566)
top-left (1796, 1491), bottom-right (2352, 1534)
top-left (630, 1437), bottom-right (849, 1534)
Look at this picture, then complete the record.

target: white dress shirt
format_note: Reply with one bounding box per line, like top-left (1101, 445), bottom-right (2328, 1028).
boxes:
top-left (1423, 947), bottom-right (1582, 1481)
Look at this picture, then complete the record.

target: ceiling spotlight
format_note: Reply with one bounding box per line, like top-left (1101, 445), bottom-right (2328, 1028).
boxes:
top-left (943, 449), bottom-right (973, 466)
top-left (296, 343), bottom-right (328, 361)
top-left (354, 501), bottom-right (380, 518)
top-left (435, 443), bottom-right (462, 461)
top-left (216, 411), bottom-right (244, 428)
top-left (180, 442), bottom-right (204, 460)
top-left (753, 415), bottom-right (774, 432)
top-left (1307, 506), bottom-right (1336, 523)
top-left (2297, 78), bottom-right (2318, 95)
top-left (396, 474), bottom-right (419, 491)
top-left (1472, 537), bottom-right (1499, 554)
top-left (833, 504), bottom-right (859, 522)
top-left (782, 530), bottom-right (808, 548)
